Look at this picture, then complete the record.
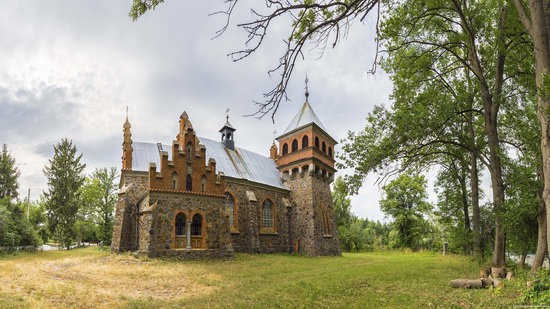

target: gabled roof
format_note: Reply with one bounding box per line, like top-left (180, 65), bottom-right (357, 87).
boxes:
top-left (279, 101), bottom-right (327, 137)
top-left (131, 138), bottom-right (286, 190)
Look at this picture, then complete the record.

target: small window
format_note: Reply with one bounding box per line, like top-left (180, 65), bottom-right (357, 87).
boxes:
top-left (302, 135), bottom-right (309, 148)
top-left (262, 199), bottom-right (274, 228)
top-left (292, 139), bottom-right (298, 152)
top-left (201, 175), bottom-right (206, 192)
top-left (328, 146), bottom-right (333, 158)
top-left (186, 174), bottom-right (192, 191)
top-left (315, 137), bottom-right (320, 148)
top-left (175, 213), bottom-right (186, 236)
top-left (225, 192), bottom-right (236, 228)
top-left (282, 143), bottom-right (289, 155)
top-left (191, 214), bottom-right (202, 236)
top-left (322, 142), bottom-right (326, 153)
top-left (171, 172), bottom-right (178, 190)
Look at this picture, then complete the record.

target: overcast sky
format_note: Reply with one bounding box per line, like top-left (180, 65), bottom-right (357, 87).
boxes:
top-left (0, 1), bottom-right (395, 221)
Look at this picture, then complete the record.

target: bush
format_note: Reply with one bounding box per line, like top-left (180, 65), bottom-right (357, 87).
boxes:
top-left (519, 267), bottom-right (550, 306)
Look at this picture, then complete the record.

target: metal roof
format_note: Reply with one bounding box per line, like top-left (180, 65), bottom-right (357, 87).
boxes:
top-left (280, 101), bottom-right (327, 136)
top-left (132, 138), bottom-right (286, 190)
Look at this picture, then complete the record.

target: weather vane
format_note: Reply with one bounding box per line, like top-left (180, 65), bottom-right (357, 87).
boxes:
top-left (226, 108), bottom-right (230, 122)
top-left (305, 74), bottom-right (309, 100)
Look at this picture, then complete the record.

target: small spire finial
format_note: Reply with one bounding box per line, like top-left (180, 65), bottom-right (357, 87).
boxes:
top-left (125, 106), bottom-right (129, 120)
top-left (305, 74), bottom-right (310, 100)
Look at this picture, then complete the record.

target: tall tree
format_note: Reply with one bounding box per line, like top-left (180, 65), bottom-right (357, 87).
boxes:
top-left (43, 138), bottom-right (86, 250)
top-left (379, 173), bottom-right (432, 249)
top-left (80, 167), bottom-right (118, 245)
top-left (0, 144), bottom-right (20, 200)
top-left (332, 176), bottom-right (353, 227)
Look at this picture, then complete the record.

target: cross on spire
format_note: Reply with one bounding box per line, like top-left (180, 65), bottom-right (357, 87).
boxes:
top-left (305, 75), bottom-right (310, 100)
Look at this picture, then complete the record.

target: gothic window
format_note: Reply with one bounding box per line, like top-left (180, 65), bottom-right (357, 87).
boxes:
top-left (225, 192), bottom-right (236, 229)
top-left (315, 136), bottom-right (320, 148)
top-left (186, 142), bottom-right (193, 161)
top-left (201, 175), bottom-right (207, 192)
top-left (328, 146), bottom-right (333, 158)
top-left (175, 213), bottom-right (186, 236)
top-left (186, 174), bottom-right (192, 191)
top-left (261, 199), bottom-right (274, 229)
top-left (191, 213), bottom-right (202, 236)
top-left (282, 143), bottom-right (289, 155)
top-left (302, 135), bottom-right (309, 148)
top-left (323, 210), bottom-right (332, 237)
top-left (322, 142), bottom-right (326, 153)
top-left (171, 172), bottom-right (178, 190)
top-left (292, 139), bottom-right (298, 152)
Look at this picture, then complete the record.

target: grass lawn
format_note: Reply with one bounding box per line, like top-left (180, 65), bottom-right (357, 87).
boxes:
top-left (0, 247), bottom-right (527, 308)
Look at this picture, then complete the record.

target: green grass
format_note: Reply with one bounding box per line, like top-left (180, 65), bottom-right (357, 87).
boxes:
top-left (0, 248), bottom-right (527, 308)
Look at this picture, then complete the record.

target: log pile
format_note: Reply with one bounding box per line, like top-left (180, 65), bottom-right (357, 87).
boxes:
top-left (450, 267), bottom-right (513, 289)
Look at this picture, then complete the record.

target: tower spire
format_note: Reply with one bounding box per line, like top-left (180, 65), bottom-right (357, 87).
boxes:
top-left (305, 74), bottom-right (309, 100)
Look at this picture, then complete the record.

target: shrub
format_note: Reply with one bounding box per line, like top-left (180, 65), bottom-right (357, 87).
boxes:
top-left (519, 267), bottom-right (550, 306)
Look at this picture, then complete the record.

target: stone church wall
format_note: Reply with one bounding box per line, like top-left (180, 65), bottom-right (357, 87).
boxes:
top-left (225, 180), bottom-right (292, 253)
top-left (286, 171), bottom-right (341, 256)
top-left (138, 192), bottom-right (233, 259)
top-left (111, 171), bottom-right (149, 253)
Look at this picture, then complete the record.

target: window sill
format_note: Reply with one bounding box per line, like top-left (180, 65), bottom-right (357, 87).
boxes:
top-left (260, 228), bottom-right (278, 235)
top-left (230, 228), bottom-right (240, 234)
top-left (323, 234), bottom-right (333, 238)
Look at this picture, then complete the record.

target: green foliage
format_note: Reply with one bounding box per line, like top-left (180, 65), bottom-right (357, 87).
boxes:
top-left (0, 144), bottom-right (20, 201)
top-left (519, 268), bottom-right (550, 306)
top-left (43, 138), bottom-right (86, 250)
top-left (380, 173), bottom-right (432, 249)
top-left (0, 198), bottom-right (41, 247)
top-left (80, 167), bottom-right (118, 245)
top-left (129, 0), bottom-right (164, 21)
top-left (332, 176), bottom-right (352, 227)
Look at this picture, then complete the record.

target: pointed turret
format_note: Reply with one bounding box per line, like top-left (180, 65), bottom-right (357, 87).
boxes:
top-left (122, 110), bottom-right (133, 170)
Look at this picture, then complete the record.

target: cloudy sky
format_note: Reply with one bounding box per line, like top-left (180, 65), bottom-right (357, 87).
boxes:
top-left (0, 1), bottom-right (394, 221)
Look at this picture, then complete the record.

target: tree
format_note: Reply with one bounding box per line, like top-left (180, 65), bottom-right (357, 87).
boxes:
top-left (0, 198), bottom-right (41, 247)
top-left (43, 138), bottom-right (86, 250)
top-left (332, 176), bottom-right (353, 227)
top-left (379, 173), bottom-right (432, 249)
top-left (0, 144), bottom-right (20, 201)
top-left (80, 167), bottom-right (119, 245)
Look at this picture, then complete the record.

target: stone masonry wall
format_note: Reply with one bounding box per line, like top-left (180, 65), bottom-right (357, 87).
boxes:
top-left (285, 170), bottom-right (341, 256)
top-left (111, 171), bottom-right (149, 253)
top-left (225, 180), bottom-right (292, 254)
top-left (136, 192), bottom-right (232, 259)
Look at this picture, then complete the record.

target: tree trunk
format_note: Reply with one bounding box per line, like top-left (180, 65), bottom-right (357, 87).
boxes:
top-left (520, 252), bottom-right (527, 268)
top-left (450, 279), bottom-right (483, 289)
top-left (531, 203), bottom-right (547, 273)
top-left (468, 97), bottom-right (481, 257)
top-left (459, 167), bottom-right (471, 254)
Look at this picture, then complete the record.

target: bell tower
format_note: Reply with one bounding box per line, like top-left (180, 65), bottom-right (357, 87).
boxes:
top-left (274, 77), bottom-right (341, 256)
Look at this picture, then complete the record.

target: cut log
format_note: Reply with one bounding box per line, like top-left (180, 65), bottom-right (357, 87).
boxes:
top-left (491, 267), bottom-right (506, 279)
top-left (481, 277), bottom-right (493, 287)
top-left (450, 279), bottom-right (484, 289)
top-left (506, 271), bottom-right (514, 280)
top-left (492, 278), bottom-right (504, 288)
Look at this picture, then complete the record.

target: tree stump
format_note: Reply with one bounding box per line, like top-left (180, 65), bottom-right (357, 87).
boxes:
top-left (481, 278), bottom-right (493, 287)
top-left (506, 271), bottom-right (514, 280)
top-left (480, 267), bottom-right (491, 278)
top-left (491, 267), bottom-right (506, 279)
top-left (450, 279), bottom-right (484, 289)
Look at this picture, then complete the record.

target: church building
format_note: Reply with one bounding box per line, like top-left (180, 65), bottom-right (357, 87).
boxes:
top-left (111, 90), bottom-right (341, 258)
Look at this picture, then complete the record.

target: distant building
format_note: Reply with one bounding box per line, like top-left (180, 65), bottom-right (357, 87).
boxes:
top-left (111, 91), bottom-right (341, 258)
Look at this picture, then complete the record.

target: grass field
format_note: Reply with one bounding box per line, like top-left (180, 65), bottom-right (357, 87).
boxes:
top-left (0, 247), bottom-right (527, 308)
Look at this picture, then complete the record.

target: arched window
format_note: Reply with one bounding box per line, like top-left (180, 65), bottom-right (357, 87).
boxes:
top-left (302, 135), bottom-right (309, 148)
top-left (315, 137), bottom-right (320, 148)
top-left (322, 142), bottom-right (326, 153)
top-left (201, 175), bottom-right (207, 192)
top-left (282, 143), bottom-right (289, 155)
top-left (225, 192), bottom-right (236, 228)
top-left (191, 214), bottom-right (202, 236)
top-left (171, 172), bottom-right (178, 190)
top-left (186, 142), bottom-right (193, 161)
top-left (328, 146), bottom-right (333, 158)
top-left (186, 174), bottom-right (192, 191)
top-left (261, 199), bottom-right (274, 228)
top-left (291, 139), bottom-right (298, 152)
top-left (175, 213), bottom-right (186, 236)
